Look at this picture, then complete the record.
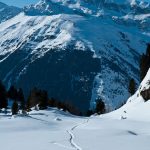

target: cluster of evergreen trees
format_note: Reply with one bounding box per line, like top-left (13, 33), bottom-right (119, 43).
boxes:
top-left (1, 44), bottom-right (150, 115)
top-left (140, 44), bottom-right (150, 81)
top-left (0, 82), bottom-right (106, 116)
top-left (86, 98), bottom-right (106, 116)
top-left (128, 43), bottom-right (150, 96)
top-left (0, 83), bottom-right (25, 115)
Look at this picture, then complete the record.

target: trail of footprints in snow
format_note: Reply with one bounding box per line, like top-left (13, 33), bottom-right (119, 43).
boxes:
top-left (67, 118), bottom-right (89, 150)
top-left (51, 118), bottom-right (90, 150)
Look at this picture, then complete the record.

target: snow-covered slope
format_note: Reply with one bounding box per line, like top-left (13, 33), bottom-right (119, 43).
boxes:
top-left (0, 2), bottom-right (21, 23)
top-left (1, 105), bottom-right (150, 150)
top-left (1, 67), bottom-right (150, 149)
top-left (105, 0), bottom-right (150, 5)
top-left (105, 68), bottom-right (150, 121)
top-left (0, 0), bottom-right (150, 111)
top-left (1, 55), bottom-right (150, 150)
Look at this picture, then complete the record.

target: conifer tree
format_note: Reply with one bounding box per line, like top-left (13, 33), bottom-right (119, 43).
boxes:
top-left (95, 99), bottom-right (105, 114)
top-left (18, 88), bottom-right (26, 111)
top-left (7, 85), bottom-right (18, 101)
top-left (0, 81), bottom-right (8, 109)
top-left (27, 88), bottom-right (48, 110)
top-left (26, 88), bottom-right (39, 110)
top-left (12, 101), bottom-right (18, 115)
top-left (128, 78), bottom-right (136, 95)
top-left (39, 90), bottom-right (48, 110)
top-left (140, 44), bottom-right (150, 80)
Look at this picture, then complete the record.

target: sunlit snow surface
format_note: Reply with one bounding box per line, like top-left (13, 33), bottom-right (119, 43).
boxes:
top-left (0, 104), bottom-right (150, 150)
top-left (1, 68), bottom-right (150, 150)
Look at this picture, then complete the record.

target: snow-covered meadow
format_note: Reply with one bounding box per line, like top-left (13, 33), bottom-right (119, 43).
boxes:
top-left (0, 101), bottom-right (150, 150)
top-left (1, 69), bottom-right (150, 150)
top-left (1, 70), bottom-right (150, 150)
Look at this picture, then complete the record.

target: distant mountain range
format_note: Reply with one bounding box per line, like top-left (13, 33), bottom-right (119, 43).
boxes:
top-left (0, 2), bottom-right (21, 23)
top-left (0, 0), bottom-right (149, 112)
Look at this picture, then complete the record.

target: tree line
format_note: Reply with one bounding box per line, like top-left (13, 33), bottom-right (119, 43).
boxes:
top-left (128, 43), bottom-right (150, 96)
top-left (1, 44), bottom-right (150, 115)
top-left (0, 82), bottom-right (106, 116)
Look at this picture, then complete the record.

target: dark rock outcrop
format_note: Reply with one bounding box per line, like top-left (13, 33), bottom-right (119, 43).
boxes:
top-left (141, 89), bottom-right (150, 101)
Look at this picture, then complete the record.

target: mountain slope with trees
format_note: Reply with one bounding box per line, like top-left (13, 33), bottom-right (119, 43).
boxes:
top-left (0, 0), bottom-right (149, 111)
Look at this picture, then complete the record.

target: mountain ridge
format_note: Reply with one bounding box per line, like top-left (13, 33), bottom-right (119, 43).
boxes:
top-left (0, 1), bottom-right (21, 23)
top-left (0, 0), bottom-right (149, 111)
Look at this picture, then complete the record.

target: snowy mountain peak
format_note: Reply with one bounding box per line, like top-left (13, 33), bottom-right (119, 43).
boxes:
top-left (104, 0), bottom-right (150, 5)
top-left (24, 0), bottom-right (75, 15)
top-left (0, 0), bottom-right (150, 111)
top-left (24, 0), bottom-right (150, 17)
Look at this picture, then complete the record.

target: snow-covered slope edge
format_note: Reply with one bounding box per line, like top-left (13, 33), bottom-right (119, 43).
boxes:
top-left (106, 68), bottom-right (150, 121)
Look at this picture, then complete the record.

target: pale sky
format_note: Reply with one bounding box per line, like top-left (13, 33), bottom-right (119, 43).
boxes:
top-left (0, 0), bottom-right (39, 7)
